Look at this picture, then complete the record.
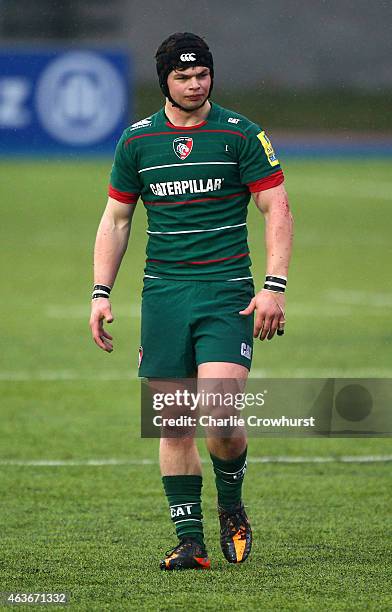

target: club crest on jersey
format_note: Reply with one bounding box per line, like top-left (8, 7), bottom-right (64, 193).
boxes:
top-left (173, 137), bottom-right (193, 160)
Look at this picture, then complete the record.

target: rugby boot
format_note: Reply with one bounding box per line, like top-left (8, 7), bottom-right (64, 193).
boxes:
top-left (160, 537), bottom-right (211, 570)
top-left (218, 501), bottom-right (252, 563)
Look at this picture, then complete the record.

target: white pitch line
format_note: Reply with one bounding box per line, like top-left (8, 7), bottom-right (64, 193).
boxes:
top-left (1, 368), bottom-right (392, 381)
top-left (45, 300), bottom-right (390, 320)
top-left (46, 304), bottom-right (141, 319)
top-left (0, 458), bottom-right (155, 467)
top-left (326, 289), bottom-right (392, 307)
top-left (249, 455), bottom-right (392, 464)
top-left (249, 368), bottom-right (392, 378)
top-left (0, 456), bottom-right (391, 467)
top-left (0, 370), bottom-right (138, 381)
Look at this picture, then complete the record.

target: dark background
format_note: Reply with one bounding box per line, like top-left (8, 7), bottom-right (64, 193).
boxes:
top-left (1, 0), bottom-right (391, 131)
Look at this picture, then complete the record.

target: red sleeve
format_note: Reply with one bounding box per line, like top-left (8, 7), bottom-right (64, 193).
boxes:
top-left (108, 184), bottom-right (139, 204)
top-left (247, 169), bottom-right (284, 193)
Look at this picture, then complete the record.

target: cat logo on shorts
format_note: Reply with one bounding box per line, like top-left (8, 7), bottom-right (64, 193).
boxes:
top-left (138, 346), bottom-right (143, 368)
top-left (240, 343), bottom-right (252, 359)
top-left (257, 131), bottom-right (279, 167)
top-left (173, 137), bottom-right (193, 160)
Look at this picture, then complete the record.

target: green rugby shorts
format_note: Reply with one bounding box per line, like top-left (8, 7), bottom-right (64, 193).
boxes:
top-left (138, 278), bottom-right (255, 378)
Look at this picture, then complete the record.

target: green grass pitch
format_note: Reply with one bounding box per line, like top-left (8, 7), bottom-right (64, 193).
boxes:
top-left (0, 159), bottom-right (391, 611)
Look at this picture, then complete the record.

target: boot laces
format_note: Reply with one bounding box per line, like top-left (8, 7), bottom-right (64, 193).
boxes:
top-left (221, 508), bottom-right (247, 539)
top-left (164, 538), bottom-right (195, 557)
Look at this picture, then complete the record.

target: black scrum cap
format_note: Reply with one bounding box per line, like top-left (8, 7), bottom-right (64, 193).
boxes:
top-left (155, 32), bottom-right (214, 104)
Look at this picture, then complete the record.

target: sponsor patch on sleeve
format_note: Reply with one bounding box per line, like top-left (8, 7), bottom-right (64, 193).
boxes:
top-left (257, 131), bottom-right (279, 167)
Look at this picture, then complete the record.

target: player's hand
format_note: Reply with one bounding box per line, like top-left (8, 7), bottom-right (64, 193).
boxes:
top-left (89, 298), bottom-right (114, 352)
top-left (239, 289), bottom-right (285, 341)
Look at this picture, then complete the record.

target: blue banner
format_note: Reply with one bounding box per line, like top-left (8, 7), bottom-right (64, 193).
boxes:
top-left (0, 48), bottom-right (131, 155)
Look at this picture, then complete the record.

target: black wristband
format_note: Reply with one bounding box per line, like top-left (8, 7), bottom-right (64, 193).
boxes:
top-left (92, 284), bottom-right (111, 299)
top-left (263, 275), bottom-right (287, 293)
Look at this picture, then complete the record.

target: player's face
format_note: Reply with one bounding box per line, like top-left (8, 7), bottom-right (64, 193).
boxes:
top-left (167, 66), bottom-right (211, 111)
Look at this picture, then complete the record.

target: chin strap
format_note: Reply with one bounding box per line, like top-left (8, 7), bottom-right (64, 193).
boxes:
top-left (167, 94), bottom-right (209, 113)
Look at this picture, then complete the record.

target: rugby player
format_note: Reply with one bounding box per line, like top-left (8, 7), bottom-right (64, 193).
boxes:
top-left (90, 32), bottom-right (293, 570)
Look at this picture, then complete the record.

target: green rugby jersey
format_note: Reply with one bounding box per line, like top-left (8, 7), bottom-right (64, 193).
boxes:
top-left (108, 102), bottom-right (284, 280)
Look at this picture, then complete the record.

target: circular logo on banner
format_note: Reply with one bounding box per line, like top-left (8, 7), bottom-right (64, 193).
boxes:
top-left (36, 51), bottom-right (126, 145)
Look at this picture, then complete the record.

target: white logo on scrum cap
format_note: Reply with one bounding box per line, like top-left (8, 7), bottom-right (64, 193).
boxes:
top-left (180, 53), bottom-right (196, 62)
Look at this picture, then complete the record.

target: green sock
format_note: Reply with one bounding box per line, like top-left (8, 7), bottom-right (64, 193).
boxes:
top-left (162, 475), bottom-right (205, 546)
top-left (210, 446), bottom-right (248, 510)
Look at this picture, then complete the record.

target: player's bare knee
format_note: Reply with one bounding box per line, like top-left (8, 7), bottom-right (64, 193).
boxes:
top-left (161, 436), bottom-right (196, 451)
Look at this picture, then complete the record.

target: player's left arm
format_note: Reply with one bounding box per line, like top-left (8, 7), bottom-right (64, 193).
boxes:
top-left (239, 183), bottom-right (294, 340)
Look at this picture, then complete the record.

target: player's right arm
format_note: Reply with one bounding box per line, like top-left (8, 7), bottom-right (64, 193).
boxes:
top-left (89, 196), bottom-right (137, 352)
